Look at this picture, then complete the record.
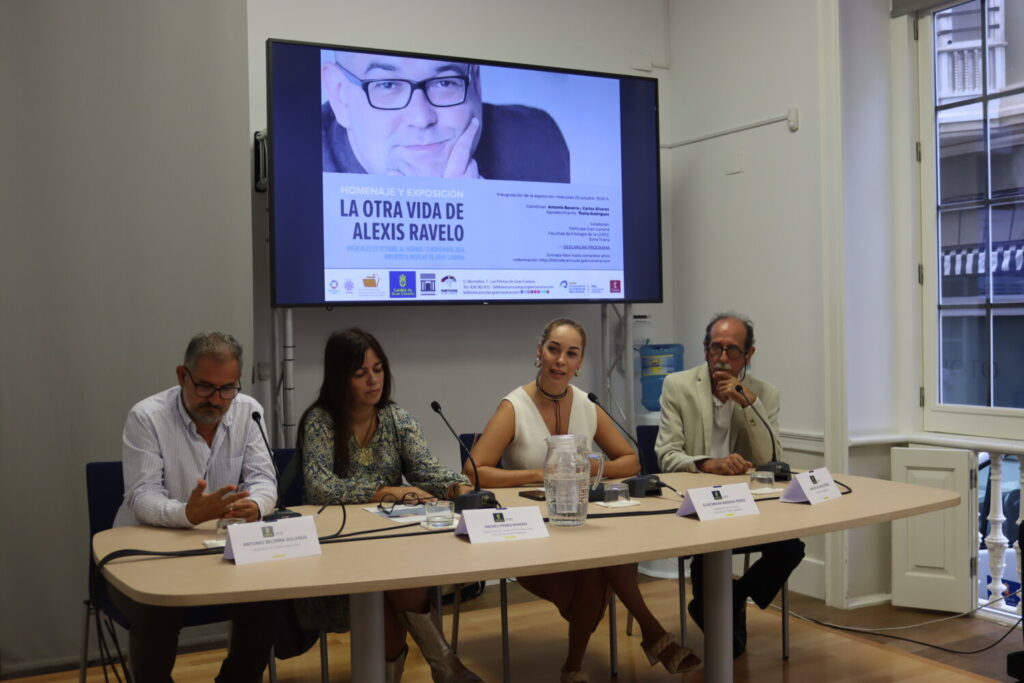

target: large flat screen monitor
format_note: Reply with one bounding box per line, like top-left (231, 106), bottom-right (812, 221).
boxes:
top-left (267, 39), bottom-right (662, 306)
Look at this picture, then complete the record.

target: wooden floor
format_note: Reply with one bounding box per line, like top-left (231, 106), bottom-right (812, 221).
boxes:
top-left (24, 577), bottom-right (1018, 682)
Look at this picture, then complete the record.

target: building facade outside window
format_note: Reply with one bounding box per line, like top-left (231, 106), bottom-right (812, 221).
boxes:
top-left (920, 0), bottom-right (1024, 439)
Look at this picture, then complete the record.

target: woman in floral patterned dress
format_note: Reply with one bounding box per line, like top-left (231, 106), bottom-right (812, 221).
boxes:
top-left (298, 328), bottom-right (480, 683)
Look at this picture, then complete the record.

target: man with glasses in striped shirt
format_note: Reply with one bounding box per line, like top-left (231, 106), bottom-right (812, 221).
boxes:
top-left (110, 332), bottom-right (278, 681)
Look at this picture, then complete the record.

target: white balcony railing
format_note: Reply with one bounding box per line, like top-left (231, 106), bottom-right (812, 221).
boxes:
top-left (979, 452), bottom-right (1023, 617)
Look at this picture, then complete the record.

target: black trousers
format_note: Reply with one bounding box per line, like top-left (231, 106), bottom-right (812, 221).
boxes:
top-left (690, 538), bottom-right (805, 611)
top-left (107, 584), bottom-right (277, 682)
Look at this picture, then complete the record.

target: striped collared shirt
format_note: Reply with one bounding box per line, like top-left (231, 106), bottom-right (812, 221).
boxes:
top-left (113, 385), bottom-right (277, 528)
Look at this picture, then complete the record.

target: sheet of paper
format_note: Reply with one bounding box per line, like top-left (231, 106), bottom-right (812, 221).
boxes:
top-left (363, 504), bottom-right (428, 524)
top-left (594, 499), bottom-right (641, 508)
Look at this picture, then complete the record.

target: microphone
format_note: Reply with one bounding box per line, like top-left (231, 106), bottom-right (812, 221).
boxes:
top-left (734, 386), bottom-right (791, 481)
top-left (586, 393), bottom-right (662, 498)
top-left (430, 401), bottom-right (500, 512)
top-left (252, 412), bottom-right (301, 522)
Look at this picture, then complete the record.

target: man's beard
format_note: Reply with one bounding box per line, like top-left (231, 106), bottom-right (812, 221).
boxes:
top-left (193, 404), bottom-right (224, 425)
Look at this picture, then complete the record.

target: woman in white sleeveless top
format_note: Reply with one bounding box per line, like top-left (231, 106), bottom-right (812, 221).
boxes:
top-left (468, 318), bottom-right (700, 683)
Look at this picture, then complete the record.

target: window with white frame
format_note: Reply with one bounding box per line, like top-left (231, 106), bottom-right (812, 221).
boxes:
top-left (919, 0), bottom-right (1024, 439)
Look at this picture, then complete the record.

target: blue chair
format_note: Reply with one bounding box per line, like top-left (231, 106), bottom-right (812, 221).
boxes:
top-left (453, 433), bottom-right (512, 682)
top-left (637, 424), bottom-right (662, 475)
top-left (631, 425), bottom-right (792, 659)
top-left (81, 462), bottom-right (226, 682)
top-left (628, 425), bottom-right (688, 646)
top-left (272, 448), bottom-right (303, 508)
top-left (272, 448), bottom-right (337, 683)
top-left (80, 462), bottom-right (132, 681)
top-left (456, 433), bottom-right (627, 679)
top-left (82, 462), bottom-right (289, 681)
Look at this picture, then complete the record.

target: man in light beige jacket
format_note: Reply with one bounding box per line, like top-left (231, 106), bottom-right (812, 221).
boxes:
top-left (656, 313), bottom-right (803, 658)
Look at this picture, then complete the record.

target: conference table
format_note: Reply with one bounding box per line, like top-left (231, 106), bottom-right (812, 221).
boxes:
top-left (94, 471), bottom-right (959, 682)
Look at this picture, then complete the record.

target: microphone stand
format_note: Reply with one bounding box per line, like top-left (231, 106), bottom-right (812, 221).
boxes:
top-left (430, 401), bottom-right (500, 512)
top-left (735, 386), bottom-right (791, 482)
top-left (586, 393), bottom-right (662, 498)
top-left (252, 412), bottom-right (302, 521)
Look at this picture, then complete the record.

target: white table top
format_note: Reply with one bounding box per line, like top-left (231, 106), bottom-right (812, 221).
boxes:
top-left (94, 471), bottom-right (959, 607)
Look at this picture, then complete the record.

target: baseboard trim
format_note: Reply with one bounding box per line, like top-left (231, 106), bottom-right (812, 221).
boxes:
top-left (845, 593), bottom-right (892, 609)
top-left (2, 630), bottom-right (229, 680)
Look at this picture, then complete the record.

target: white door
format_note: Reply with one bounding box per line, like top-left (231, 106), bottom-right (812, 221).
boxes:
top-left (891, 446), bottom-right (977, 613)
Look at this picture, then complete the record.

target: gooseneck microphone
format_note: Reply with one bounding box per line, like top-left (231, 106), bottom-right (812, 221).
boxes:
top-left (735, 386), bottom-right (791, 481)
top-left (586, 393), bottom-right (662, 497)
top-left (430, 401), bottom-right (500, 512)
top-left (252, 412), bottom-right (302, 521)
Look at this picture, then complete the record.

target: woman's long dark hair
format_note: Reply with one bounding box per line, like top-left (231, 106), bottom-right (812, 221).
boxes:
top-left (297, 328), bottom-right (393, 476)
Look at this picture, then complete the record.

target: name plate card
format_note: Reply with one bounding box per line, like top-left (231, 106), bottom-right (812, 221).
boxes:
top-left (224, 515), bottom-right (321, 565)
top-left (780, 467), bottom-right (841, 505)
top-left (454, 507), bottom-right (549, 544)
top-left (676, 483), bottom-right (760, 521)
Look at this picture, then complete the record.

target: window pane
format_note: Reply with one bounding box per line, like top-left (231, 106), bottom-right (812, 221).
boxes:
top-left (930, 4), bottom-right (1024, 418)
top-left (935, 0), bottom-right (984, 105)
top-left (990, 93), bottom-right (1024, 198)
top-left (939, 102), bottom-right (987, 203)
top-left (993, 313), bottom-right (1024, 407)
top-left (990, 202), bottom-right (1024, 298)
top-left (940, 207), bottom-right (990, 300)
top-left (987, 0), bottom-right (1018, 97)
top-left (941, 313), bottom-right (990, 406)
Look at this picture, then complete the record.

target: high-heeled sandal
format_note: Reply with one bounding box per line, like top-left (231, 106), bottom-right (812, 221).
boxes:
top-left (560, 670), bottom-right (589, 683)
top-left (641, 632), bottom-right (702, 674)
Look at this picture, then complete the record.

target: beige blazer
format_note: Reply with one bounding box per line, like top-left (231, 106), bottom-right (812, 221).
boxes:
top-left (655, 363), bottom-right (782, 473)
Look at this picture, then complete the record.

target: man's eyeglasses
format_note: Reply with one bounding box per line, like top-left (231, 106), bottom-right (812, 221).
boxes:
top-left (335, 61), bottom-right (470, 110)
top-left (377, 492), bottom-right (431, 515)
top-left (184, 368), bottom-right (241, 399)
top-left (706, 343), bottom-right (746, 361)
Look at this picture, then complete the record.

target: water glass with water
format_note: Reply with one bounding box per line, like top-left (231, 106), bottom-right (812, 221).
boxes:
top-left (749, 470), bottom-right (776, 492)
top-left (424, 501), bottom-right (455, 528)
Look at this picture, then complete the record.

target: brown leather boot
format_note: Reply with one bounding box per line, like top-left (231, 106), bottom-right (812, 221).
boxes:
top-left (386, 643), bottom-right (408, 683)
top-left (398, 610), bottom-right (483, 682)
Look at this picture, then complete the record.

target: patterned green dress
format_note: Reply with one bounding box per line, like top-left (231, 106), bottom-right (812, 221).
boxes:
top-left (302, 403), bottom-right (469, 504)
top-left (293, 403), bottom-right (469, 633)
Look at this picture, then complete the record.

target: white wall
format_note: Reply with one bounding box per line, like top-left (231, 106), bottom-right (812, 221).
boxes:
top-left (665, 0), bottom-right (826, 436)
top-left (841, 0), bottom-right (920, 439)
top-left (0, 0), bottom-right (252, 674)
top-left (840, 0), bottom-right (921, 604)
top-left (665, 0), bottom-right (919, 604)
top-left (245, 0), bottom-right (677, 473)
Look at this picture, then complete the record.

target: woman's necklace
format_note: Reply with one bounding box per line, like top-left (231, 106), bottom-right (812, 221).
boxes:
top-left (354, 412), bottom-right (377, 466)
top-left (536, 374), bottom-right (569, 434)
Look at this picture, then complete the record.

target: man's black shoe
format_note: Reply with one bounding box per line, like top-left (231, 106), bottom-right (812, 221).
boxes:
top-left (733, 604), bottom-right (747, 658)
top-left (689, 597), bottom-right (746, 657)
top-left (687, 599), bottom-right (704, 632)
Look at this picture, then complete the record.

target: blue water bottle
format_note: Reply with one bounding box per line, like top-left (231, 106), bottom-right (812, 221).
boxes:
top-left (639, 344), bottom-right (684, 412)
